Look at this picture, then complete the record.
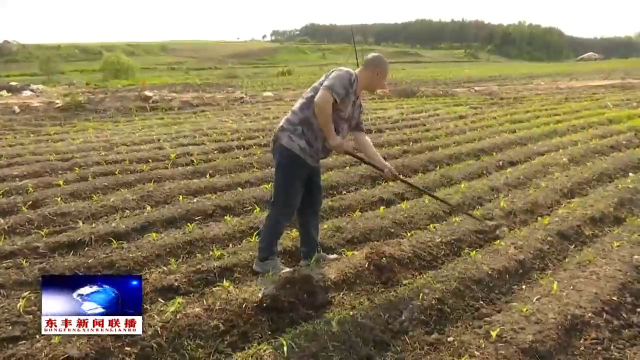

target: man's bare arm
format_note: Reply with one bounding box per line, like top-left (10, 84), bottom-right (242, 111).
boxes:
top-left (352, 131), bottom-right (387, 168)
top-left (314, 89), bottom-right (339, 142)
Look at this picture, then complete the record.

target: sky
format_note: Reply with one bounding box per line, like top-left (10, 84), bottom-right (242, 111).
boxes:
top-left (0, 0), bottom-right (636, 44)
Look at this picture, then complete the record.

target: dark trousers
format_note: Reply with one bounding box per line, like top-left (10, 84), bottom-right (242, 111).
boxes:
top-left (257, 142), bottom-right (322, 262)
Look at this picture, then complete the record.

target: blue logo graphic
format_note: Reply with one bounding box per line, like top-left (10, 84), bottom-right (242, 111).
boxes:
top-left (41, 275), bottom-right (143, 317)
top-left (73, 283), bottom-right (121, 315)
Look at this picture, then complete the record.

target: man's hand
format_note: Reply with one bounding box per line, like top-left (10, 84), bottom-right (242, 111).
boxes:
top-left (328, 136), bottom-right (355, 154)
top-left (380, 161), bottom-right (401, 181)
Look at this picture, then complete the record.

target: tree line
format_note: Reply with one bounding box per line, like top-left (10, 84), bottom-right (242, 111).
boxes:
top-left (270, 20), bottom-right (640, 61)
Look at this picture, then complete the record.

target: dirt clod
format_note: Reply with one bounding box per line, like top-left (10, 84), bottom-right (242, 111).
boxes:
top-left (256, 273), bottom-right (331, 324)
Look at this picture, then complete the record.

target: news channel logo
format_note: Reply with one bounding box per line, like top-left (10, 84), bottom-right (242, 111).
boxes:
top-left (41, 274), bottom-right (143, 335)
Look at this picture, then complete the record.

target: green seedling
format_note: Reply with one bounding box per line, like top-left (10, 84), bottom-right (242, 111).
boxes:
top-left (25, 184), bottom-right (34, 194)
top-left (114, 169), bottom-right (120, 175)
top-left (576, 250), bottom-right (595, 264)
top-left (169, 258), bottom-right (179, 269)
top-left (288, 229), bottom-right (299, 239)
top-left (110, 238), bottom-right (125, 247)
top-left (405, 231), bottom-right (414, 238)
top-left (349, 209), bottom-right (361, 218)
top-left (56, 197), bottom-right (64, 204)
top-left (262, 182), bottom-right (273, 190)
top-left (489, 327), bottom-right (502, 341)
top-left (51, 336), bottom-right (62, 343)
top-left (217, 279), bottom-right (233, 290)
top-left (340, 249), bottom-right (356, 257)
top-left (91, 194), bottom-right (101, 202)
top-left (452, 216), bottom-right (462, 223)
top-left (493, 240), bottom-right (505, 246)
top-left (499, 196), bottom-right (507, 208)
top-left (463, 249), bottom-right (480, 259)
top-left (277, 337), bottom-right (296, 358)
top-left (17, 291), bottom-right (33, 316)
top-left (551, 280), bottom-right (558, 294)
top-left (170, 153), bottom-right (177, 160)
top-left (473, 208), bottom-right (483, 216)
top-left (184, 223), bottom-right (196, 233)
top-left (519, 304), bottom-right (529, 314)
top-left (164, 297), bottom-right (184, 318)
top-left (0, 233), bottom-right (4, 246)
top-left (21, 259), bottom-right (28, 266)
top-left (36, 229), bottom-right (49, 238)
top-left (147, 232), bottom-right (160, 241)
top-left (307, 253), bottom-right (320, 267)
top-left (224, 214), bottom-right (233, 223)
top-left (611, 241), bottom-right (623, 249)
top-left (0, 189), bottom-right (5, 198)
top-left (428, 224), bottom-right (439, 231)
top-left (210, 246), bottom-right (226, 259)
top-left (253, 205), bottom-right (261, 214)
top-left (245, 231), bottom-right (259, 243)
top-left (400, 200), bottom-right (408, 209)
top-left (379, 206), bottom-right (386, 214)
top-left (178, 195), bottom-right (185, 202)
top-left (537, 216), bottom-right (550, 225)
top-left (56, 180), bottom-right (65, 187)
top-left (330, 314), bottom-right (345, 332)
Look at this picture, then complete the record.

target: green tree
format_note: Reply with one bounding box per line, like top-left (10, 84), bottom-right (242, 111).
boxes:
top-left (99, 52), bottom-right (138, 81)
top-left (269, 19), bottom-right (640, 61)
top-left (38, 53), bottom-right (62, 81)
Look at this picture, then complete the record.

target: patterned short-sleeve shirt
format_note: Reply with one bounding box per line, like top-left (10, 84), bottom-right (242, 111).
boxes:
top-left (273, 67), bottom-right (364, 166)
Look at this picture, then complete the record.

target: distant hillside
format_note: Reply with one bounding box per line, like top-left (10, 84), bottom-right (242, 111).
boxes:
top-left (0, 41), bottom-right (504, 72)
top-left (0, 42), bottom-right (170, 63)
top-left (270, 19), bottom-right (640, 62)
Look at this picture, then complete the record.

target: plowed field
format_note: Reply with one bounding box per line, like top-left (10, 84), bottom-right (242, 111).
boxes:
top-left (1, 77), bottom-right (639, 360)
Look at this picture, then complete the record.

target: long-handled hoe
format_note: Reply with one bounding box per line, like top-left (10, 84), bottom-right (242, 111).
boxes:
top-left (346, 151), bottom-right (507, 234)
top-left (344, 30), bottom-right (502, 234)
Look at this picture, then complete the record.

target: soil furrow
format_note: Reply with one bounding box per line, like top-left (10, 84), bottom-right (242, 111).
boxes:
top-left (419, 220), bottom-right (639, 360)
top-left (0, 98), bottom-right (479, 150)
top-left (3, 118), bottom-right (633, 261)
top-left (248, 175), bottom-right (638, 360)
top-left (1, 108), bottom-right (630, 234)
top-left (3, 151), bottom-right (637, 357)
top-left (3, 131), bottom-right (633, 292)
top-left (0, 101), bottom-right (486, 171)
top-left (0, 100), bottom-right (605, 197)
top-left (0, 102), bottom-right (583, 210)
top-left (140, 144), bottom-right (640, 305)
top-left (0, 92), bottom-right (610, 150)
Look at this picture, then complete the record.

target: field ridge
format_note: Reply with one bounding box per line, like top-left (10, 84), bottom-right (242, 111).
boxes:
top-left (1, 65), bottom-right (639, 359)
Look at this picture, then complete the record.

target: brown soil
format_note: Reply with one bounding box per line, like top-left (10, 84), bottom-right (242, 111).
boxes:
top-left (0, 77), bottom-right (639, 360)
